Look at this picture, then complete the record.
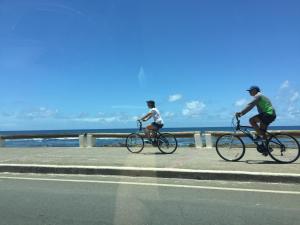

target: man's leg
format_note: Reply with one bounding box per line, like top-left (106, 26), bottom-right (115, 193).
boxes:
top-left (259, 122), bottom-right (268, 140)
top-left (249, 116), bottom-right (264, 138)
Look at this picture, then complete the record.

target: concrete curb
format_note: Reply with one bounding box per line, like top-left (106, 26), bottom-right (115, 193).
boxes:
top-left (0, 164), bottom-right (299, 184)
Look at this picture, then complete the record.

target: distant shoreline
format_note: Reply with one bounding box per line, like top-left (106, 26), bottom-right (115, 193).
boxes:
top-left (1, 126), bottom-right (300, 134)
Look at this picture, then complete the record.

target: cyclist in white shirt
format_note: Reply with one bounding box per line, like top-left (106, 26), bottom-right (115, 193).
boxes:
top-left (140, 100), bottom-right (164, 139)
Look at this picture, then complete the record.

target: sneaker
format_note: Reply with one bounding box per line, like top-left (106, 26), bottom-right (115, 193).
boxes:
top-left (262, 144), bottom-right (269, 156)
top-left (257, 143), bottom-right (269, 156)
top-left (256, 144), bottom-right (264, 153)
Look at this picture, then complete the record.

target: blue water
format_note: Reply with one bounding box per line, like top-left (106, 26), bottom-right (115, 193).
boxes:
top-left (1, 126), bottom-right (299, 147)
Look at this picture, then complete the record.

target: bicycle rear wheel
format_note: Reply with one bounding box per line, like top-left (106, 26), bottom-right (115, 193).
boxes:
top-left (216, 134), bottom-right (245, 161)
top-left (125, 133), bottom-right (144, 153)
top-left (267, 134), bottom-right (300, 163)
top-left (157, 133), bottom-right (178, 154)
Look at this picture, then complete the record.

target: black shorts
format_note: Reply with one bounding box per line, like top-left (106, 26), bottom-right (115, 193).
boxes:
top-left (151, 122), bottom-right (164, 130)
top-left (255, 113), bottom-right (276, 126)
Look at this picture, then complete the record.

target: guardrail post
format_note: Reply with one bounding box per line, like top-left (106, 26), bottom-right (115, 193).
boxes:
top-left (194, 132), bottom-right (203, 148)
top-left (79, 135), bottom-right (87, 148)
top-left (87, 134), bottom-right (96, 147)
top-left (204, 133), bottom-right (213, 148)
top-left (0, 137), bottom-right (5, 147)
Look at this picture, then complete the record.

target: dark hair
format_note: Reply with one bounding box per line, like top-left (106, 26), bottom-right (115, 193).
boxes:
top-left (146, 100), bottom-right (155, 108)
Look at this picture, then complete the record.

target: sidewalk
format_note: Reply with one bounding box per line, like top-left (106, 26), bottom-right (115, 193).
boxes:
top-left (0, 147), bottom-right (299, 183)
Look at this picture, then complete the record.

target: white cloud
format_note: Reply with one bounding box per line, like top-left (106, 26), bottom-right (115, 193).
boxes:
top-left (164, 112), bottom-right (175, 118)
top-left (288, 106), bottom-right (295, 113)
top-left (138, 66), bottom-right (147, 87)
top-left (182, 101), bottom-right (206, 117)
top-left (274, 81), bottom-right (300, 123)
top-left (132, 116), bottom-right (139, 121)
top-left (0, 112), bottom-right (14, 117)
top-left (287, 106), bottom-right (300, 119)
top-left (235, 99), bottom-right (247, 107)
top-left (103, 116), bottom-right (120, 123)
top-left (78, 112), bottom-right (89, 118)
top-left (73, 116), bottom-right (120, 123)
top-left (168, 94), bottom-right (182, 102)
top-left (290, 91), bottom-right (300, 102)
top-left (111, 105), bottom-right (144, 109)
top-left (73, 117), bottom-right (100, 122)
top-left (21, 107), bottom-right (59, 119)
top-left (280, 80), bottom-right (289, 90)
top-left (72, 113), bottom-right (137, 124)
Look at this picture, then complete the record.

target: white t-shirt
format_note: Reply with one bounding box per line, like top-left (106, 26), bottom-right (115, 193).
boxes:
top-left (149, 108), bottom-right (164, 124)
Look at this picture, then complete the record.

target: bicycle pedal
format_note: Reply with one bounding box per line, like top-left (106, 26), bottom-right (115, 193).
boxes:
top-left (256, 145), bottom-right (265, 153)
top-left (152, 141), bottom-right (158, 146)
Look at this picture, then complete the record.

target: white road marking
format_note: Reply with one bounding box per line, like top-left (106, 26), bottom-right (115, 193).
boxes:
top-left (0, 176), bottom-right (299, 195)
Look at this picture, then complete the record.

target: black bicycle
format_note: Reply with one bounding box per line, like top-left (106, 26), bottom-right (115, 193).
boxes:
top-left (125, 120), bottom-right (178, 154)
top-left (215, 116), bottom-right (300, 163)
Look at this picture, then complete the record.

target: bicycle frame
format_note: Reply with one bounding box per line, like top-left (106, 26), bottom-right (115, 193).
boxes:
top-left (234, 116), bottom-right (285, 150)
top-left (136, 120), bottom-right (143, 132)
top-left (234, 116), bottom-right (258, 143)
top-left (136, 120), bottom-right (160, 142)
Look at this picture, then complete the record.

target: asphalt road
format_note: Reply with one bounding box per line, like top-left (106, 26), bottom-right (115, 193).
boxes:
top-left (0, 174), bottom-right (299, 225)
top-left (1, 147), bottom-right (299, 174)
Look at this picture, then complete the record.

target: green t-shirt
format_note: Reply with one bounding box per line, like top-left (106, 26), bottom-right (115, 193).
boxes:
top-left (257, 95), bottom-right (275, 115)
top-left (241, 93), bottom-right (275, 116)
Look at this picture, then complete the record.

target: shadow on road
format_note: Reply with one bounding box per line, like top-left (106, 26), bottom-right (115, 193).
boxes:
top-left (215, 159), bottom-right (299, 165)
top-left (141, 152), bottom-right (169, 155)
top-left (244, 160), bottom-right (300, 164)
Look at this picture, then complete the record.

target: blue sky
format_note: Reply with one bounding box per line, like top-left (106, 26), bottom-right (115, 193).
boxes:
top-left (0, 0), bottom-right (300, 130)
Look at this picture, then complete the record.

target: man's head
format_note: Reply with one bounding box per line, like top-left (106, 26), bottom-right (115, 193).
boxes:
top-left (146, 100), bottom-right (155, 108)
top-left (247, 86), bottom-right (260, 96)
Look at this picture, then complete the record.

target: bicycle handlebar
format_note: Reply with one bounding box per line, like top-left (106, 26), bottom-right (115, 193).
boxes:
top-left (137, 120), bottom-right (143, 131)
top-left (234, 115), bottom-right (241, 130)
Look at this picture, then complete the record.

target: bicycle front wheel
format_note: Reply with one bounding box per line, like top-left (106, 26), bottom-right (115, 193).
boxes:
top-left (216, 134), bottom-right (245, 161)
top-left (125, 133), bottom-right (144, 153)
top-left (157, 133), bottom-right (178, 154)
top-left (267, 134), bottom-right (300, 163)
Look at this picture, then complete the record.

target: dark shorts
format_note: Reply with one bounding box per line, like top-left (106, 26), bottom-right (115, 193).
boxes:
top-left (151, 122), bottom-right (164, 130)
top-left (254, 113), bottom-right (276, 126)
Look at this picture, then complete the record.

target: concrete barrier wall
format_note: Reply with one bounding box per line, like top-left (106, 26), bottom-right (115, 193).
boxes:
top-left (82, 132), bottom-right (203, 148)
top-left (1, 130), bottom-right (299, 148)
top-left (0, 131), bottom-right (203, 148)
top-left (0, 137), bottom-right (4, 147)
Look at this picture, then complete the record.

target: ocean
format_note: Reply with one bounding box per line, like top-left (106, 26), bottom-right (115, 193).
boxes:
top-left (1, 126), bottom-right (300, 148)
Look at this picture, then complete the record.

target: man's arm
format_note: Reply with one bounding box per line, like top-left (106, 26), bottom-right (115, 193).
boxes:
top-left (238, 96), bottom-right (260, 116)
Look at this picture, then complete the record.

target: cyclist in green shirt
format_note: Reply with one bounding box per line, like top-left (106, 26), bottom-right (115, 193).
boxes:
top-left (236, 86), bottom-right (276, 140)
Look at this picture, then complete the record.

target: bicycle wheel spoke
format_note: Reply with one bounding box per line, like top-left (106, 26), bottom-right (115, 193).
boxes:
top-left (216, 134), bottom-right (245, 161)
top-left (158, 133), bottom-right (178, 154)
top-left (126, 133), bottom-right (144, 153)
top-left (267, 134), bottom-right (300, 163)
